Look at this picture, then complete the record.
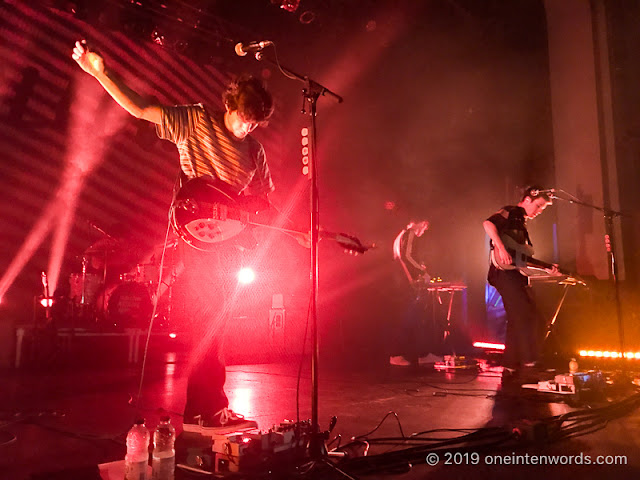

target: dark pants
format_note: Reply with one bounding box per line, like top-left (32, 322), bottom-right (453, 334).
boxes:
top-left (391, 291), bottom-right (442, 361)
top-left (391, 292), bottom-right (423, 361)
top-left (488, 268), bottom-right (542, 369)
top-left (180, 242), bottom-right (242, 419)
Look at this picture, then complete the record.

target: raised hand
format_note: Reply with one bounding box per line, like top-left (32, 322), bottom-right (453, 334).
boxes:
top-left (72, 40), bottom-right (105, 77)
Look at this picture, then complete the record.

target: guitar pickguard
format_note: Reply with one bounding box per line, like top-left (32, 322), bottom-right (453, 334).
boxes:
top-left (170, 177), bottom-right (250, 250)
top-left (171, 176), bottom-right (373, 255)
top-left (184, 218), bottom-right (245, 243)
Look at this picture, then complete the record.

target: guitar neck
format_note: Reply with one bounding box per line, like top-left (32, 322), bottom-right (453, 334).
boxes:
top-left (526, 256), bottom-right (554, 271)
top-left (525, 256), bottom-right (574, 277)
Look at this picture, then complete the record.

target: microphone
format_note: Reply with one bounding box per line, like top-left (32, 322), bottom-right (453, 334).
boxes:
top-left (235, 40), bottom-right (273, 57)
top-left (531, 188), bottom-right (555, 196)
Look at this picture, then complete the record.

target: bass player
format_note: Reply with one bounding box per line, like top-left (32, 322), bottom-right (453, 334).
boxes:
top-left (483, 186), bottom-right (559, 383)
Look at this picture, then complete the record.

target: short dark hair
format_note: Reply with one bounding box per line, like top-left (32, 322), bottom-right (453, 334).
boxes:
top-left (222, 74), bottom-right (274, 124)
top-left (521, 185), bottom-right (551, 203)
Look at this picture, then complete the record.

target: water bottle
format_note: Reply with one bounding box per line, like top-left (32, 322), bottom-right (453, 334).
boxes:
top-left (125, 418), bottom-right (150, 480)
top-left (152, 416), bottom-right (176, 480)
top-left (569, 358), bottom-right (579, 374)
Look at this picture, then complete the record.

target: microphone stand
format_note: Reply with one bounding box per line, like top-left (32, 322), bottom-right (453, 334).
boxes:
top-left (552, 189), bottom-right (627, 363)
top-left (246, 51), bottom-right (356, 478)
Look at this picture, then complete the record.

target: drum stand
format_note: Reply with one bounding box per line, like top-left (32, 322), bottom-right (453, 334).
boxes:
top-left (74, 254), bottom-right (103, 327)
top-left (152, 240), bottom-right (179, 328)
top-left (69, 256), bottom-right (91, 329)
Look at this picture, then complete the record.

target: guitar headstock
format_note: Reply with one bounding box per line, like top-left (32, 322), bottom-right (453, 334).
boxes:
top-left (330, 232), bottom-right (375, 255)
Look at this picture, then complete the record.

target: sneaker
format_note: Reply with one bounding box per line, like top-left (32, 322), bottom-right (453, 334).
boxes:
top-left (389, 355), bottom-right (411, 366)
top-left (418, 353), bottom-right (444, 365)
top-left (183, 408), bottom-right (258, 434)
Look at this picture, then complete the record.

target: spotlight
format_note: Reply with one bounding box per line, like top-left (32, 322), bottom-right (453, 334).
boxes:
top-left (151, 28), bottom-right (165, 46)
top-left (238, 268), bottom-right (255, 284)
top-left (169, 333), bottom-right (177, 339)
top-left (40, 297), bottom-right (54, 308)
top-left (271, 0), bottom-right (300, 13)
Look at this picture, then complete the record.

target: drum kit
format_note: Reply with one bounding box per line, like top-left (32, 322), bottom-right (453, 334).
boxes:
top-left (64, 237), bottom-right (178, 329)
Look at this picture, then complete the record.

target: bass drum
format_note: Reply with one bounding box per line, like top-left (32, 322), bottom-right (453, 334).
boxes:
top-left (103, 282), bottom-right (153, 328)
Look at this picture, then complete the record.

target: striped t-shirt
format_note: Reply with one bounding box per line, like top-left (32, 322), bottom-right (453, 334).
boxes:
top-left (156, 104), bottom-right (274, 197)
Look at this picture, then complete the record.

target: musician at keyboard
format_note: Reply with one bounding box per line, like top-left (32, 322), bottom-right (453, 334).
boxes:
top-left (390, 221), bottom-right (438, 367)
top-left (393, 221), bottom-right (430, 287)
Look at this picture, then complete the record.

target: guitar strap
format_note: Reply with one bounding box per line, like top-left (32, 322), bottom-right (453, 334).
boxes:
top-left (505, 206), bottom-right (533, 247)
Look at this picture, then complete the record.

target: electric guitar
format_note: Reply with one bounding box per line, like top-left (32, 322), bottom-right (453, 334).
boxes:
top-left (170, 176), bottom-right (373, 254)
top-left (490, 234), bottom-right (582, 283)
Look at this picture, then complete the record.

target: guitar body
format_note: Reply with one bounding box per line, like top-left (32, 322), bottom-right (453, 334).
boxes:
top-left (491, 234), bottom-right (583, 282)
top-left (491, 234), bottom-right (536, 273)
top-left (170, 176), bottom-right (251, 251)
top-left (170, 176), bottom-right (374, 255)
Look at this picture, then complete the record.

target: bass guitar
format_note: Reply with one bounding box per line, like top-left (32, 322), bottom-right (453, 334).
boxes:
top-left (491, 234), bottom-right (582, 283)
top-left (170, 176), bottom-right (373, 254)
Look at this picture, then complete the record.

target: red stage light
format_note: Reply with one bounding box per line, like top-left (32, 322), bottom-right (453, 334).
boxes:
top-left (473, 341), bottom-right (505, 350)
top-left (169, 333), bottom-right (177, 339)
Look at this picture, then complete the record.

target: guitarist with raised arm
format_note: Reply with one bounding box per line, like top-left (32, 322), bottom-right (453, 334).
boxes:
top-left (73, 40), bottom-right (274, 433)
top-left (483, 186), bottom-right (558, 384)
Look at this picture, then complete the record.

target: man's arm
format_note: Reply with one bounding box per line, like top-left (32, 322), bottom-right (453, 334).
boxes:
top-left (72, 40), bottom-right (162, 124)
top-left (405, 231), bottom-right (427, 272)
top-left (483, 220), bottom-right (512, 266)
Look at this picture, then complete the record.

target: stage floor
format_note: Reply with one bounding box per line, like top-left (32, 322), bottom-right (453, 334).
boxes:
top-left (1, 348), bottom-right (639, 479)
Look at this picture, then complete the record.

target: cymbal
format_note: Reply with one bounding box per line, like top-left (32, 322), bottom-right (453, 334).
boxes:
top-left (84, 238), bottom-right (122, 255)
top-left (84, 245), bottom-right (120, 255)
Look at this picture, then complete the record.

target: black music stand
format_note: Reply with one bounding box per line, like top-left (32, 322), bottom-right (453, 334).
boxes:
top-left (423, 281), bottom-right (468, 357)
top-left (526, 274), bottom-right (585, 362)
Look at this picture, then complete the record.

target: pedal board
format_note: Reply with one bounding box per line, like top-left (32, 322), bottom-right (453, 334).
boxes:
top-left (522, 370), bottom-right (605, 395)
top-left (434, 355), bottom-right (478, 371)
top-left (177, 420), bottom-right (309, 475)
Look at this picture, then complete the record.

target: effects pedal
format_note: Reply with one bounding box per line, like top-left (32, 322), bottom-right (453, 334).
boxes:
top-left (522, 370), bottom-right (605, 395)
top-left (434, 355), bottom-right (478, 371)
top-left (177, 420), bottom-right (310, 475)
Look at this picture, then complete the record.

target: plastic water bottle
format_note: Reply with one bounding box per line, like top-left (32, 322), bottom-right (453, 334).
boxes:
top-left (152, 416), bottom-right (175, 480)
top-left (125, 419), bottom-right (150, 480)
top-left (569, 358), bottom-right (579, 374)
